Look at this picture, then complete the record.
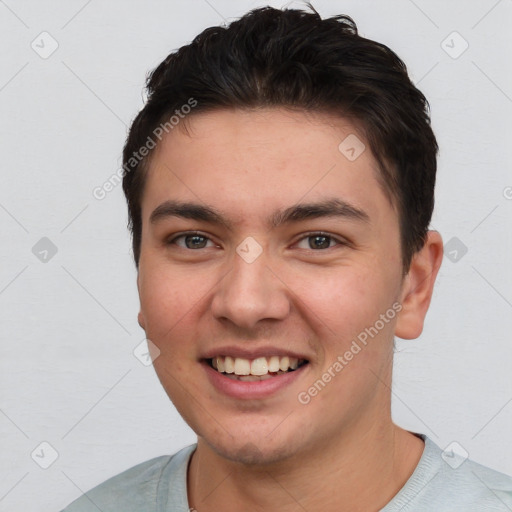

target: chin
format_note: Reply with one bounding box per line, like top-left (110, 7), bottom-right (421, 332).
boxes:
top-left (204, 431), bottom-right (301, 467)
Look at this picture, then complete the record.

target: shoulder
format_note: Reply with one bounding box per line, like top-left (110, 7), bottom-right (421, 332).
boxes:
top-left (386, 436), bottom-right (512, 511)
top-left (60, 444), bottom-right (196, 512)
top-left (440, 455), bottom-right (512, 510)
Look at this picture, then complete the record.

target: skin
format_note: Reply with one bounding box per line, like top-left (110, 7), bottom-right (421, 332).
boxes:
top-left (136, 108), bottom-right (444, 511)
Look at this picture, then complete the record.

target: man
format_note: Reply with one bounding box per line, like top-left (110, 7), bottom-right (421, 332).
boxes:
top-left (62, 4), bottom-right (512, 511)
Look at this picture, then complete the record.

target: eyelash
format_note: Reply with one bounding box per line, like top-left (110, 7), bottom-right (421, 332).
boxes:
top-left (166, 231), bottom-right (347, 251)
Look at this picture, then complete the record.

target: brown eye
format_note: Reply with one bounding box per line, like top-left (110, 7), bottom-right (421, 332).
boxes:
top-left (295, 233), bottom-right (343, 250)
top-left (167, 232), bottom-right (214, 249)
top-left (183, 235), bottom-right (208, 249)
top-left (308, 235), bottom-right (332, 250)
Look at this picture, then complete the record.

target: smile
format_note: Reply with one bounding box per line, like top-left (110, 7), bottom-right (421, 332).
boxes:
top-left (207, 355), bottom-right (308, 381)
top-left (203, 356), bottom-right (310, 399)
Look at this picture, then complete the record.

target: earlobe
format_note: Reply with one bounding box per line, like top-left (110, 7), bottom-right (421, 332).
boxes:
top-left (138, 311), bottom-right (146, 330)
top-left (136, 273), bottom-right (145, 330)
top-left (395, 231), bottom-right (444, 340)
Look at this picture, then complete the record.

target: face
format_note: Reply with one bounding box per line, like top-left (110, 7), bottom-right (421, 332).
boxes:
top-left (137, 108), bottom-right (407, 465)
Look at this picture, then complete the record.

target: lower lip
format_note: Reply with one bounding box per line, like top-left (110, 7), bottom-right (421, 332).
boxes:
top-left (202, 361), bottom-right (309, 400)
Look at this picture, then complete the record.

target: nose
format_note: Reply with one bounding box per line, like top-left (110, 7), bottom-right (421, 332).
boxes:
top-left (210, 245), bottom-right (291, 330)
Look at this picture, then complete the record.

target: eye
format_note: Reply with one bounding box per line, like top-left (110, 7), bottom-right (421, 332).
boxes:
top-left (295, 232), bottom-right (345, 250)
top-left (166, 231), bottom-right (347, 251)
top-left (167, 232), bottom-right (216, 250)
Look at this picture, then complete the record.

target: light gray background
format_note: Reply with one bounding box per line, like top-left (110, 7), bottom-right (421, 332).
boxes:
top-left (1, 0), bottom-right (511, 510)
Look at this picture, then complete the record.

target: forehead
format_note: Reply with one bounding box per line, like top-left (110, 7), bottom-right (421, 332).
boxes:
top-left (141, 108), bottom-right (394, 228)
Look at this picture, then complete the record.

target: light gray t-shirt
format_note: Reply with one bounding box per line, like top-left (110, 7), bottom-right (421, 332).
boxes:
top-left (61, 434), bottom-right (512, 511)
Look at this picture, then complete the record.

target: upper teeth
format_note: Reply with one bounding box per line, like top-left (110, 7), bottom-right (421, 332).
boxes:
top-left (211, 356), bottom-right (303, 376)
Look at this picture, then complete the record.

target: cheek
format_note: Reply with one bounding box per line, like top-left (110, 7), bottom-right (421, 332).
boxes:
top-left (287, 262), bottom-right (399, 382)
top-left (292, 264), bottom-right (391, 336)
top-left (138, 264), bottom-right (203, 344)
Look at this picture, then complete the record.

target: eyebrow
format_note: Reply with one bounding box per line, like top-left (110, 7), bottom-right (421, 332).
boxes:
top-left (149, 198), bottom-right (370, 230)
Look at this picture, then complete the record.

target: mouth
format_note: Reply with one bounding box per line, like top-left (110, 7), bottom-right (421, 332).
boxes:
top-left (205, 355), bottom-right (309, 382)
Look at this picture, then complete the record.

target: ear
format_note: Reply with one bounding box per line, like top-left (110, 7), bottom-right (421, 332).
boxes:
top-left (395, 230), bottom-right (444, 340)
top-left (138, 311), bottom-right (146, 330)
top-left (136, 273), bottom-right (146, 330)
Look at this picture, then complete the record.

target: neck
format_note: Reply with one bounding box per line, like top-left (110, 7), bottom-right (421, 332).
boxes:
top-left (187, 420), bottom-right (425, 512)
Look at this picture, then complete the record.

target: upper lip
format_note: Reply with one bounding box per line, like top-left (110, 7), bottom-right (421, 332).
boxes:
top-left (201, 345), bottom-right (311, 361)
